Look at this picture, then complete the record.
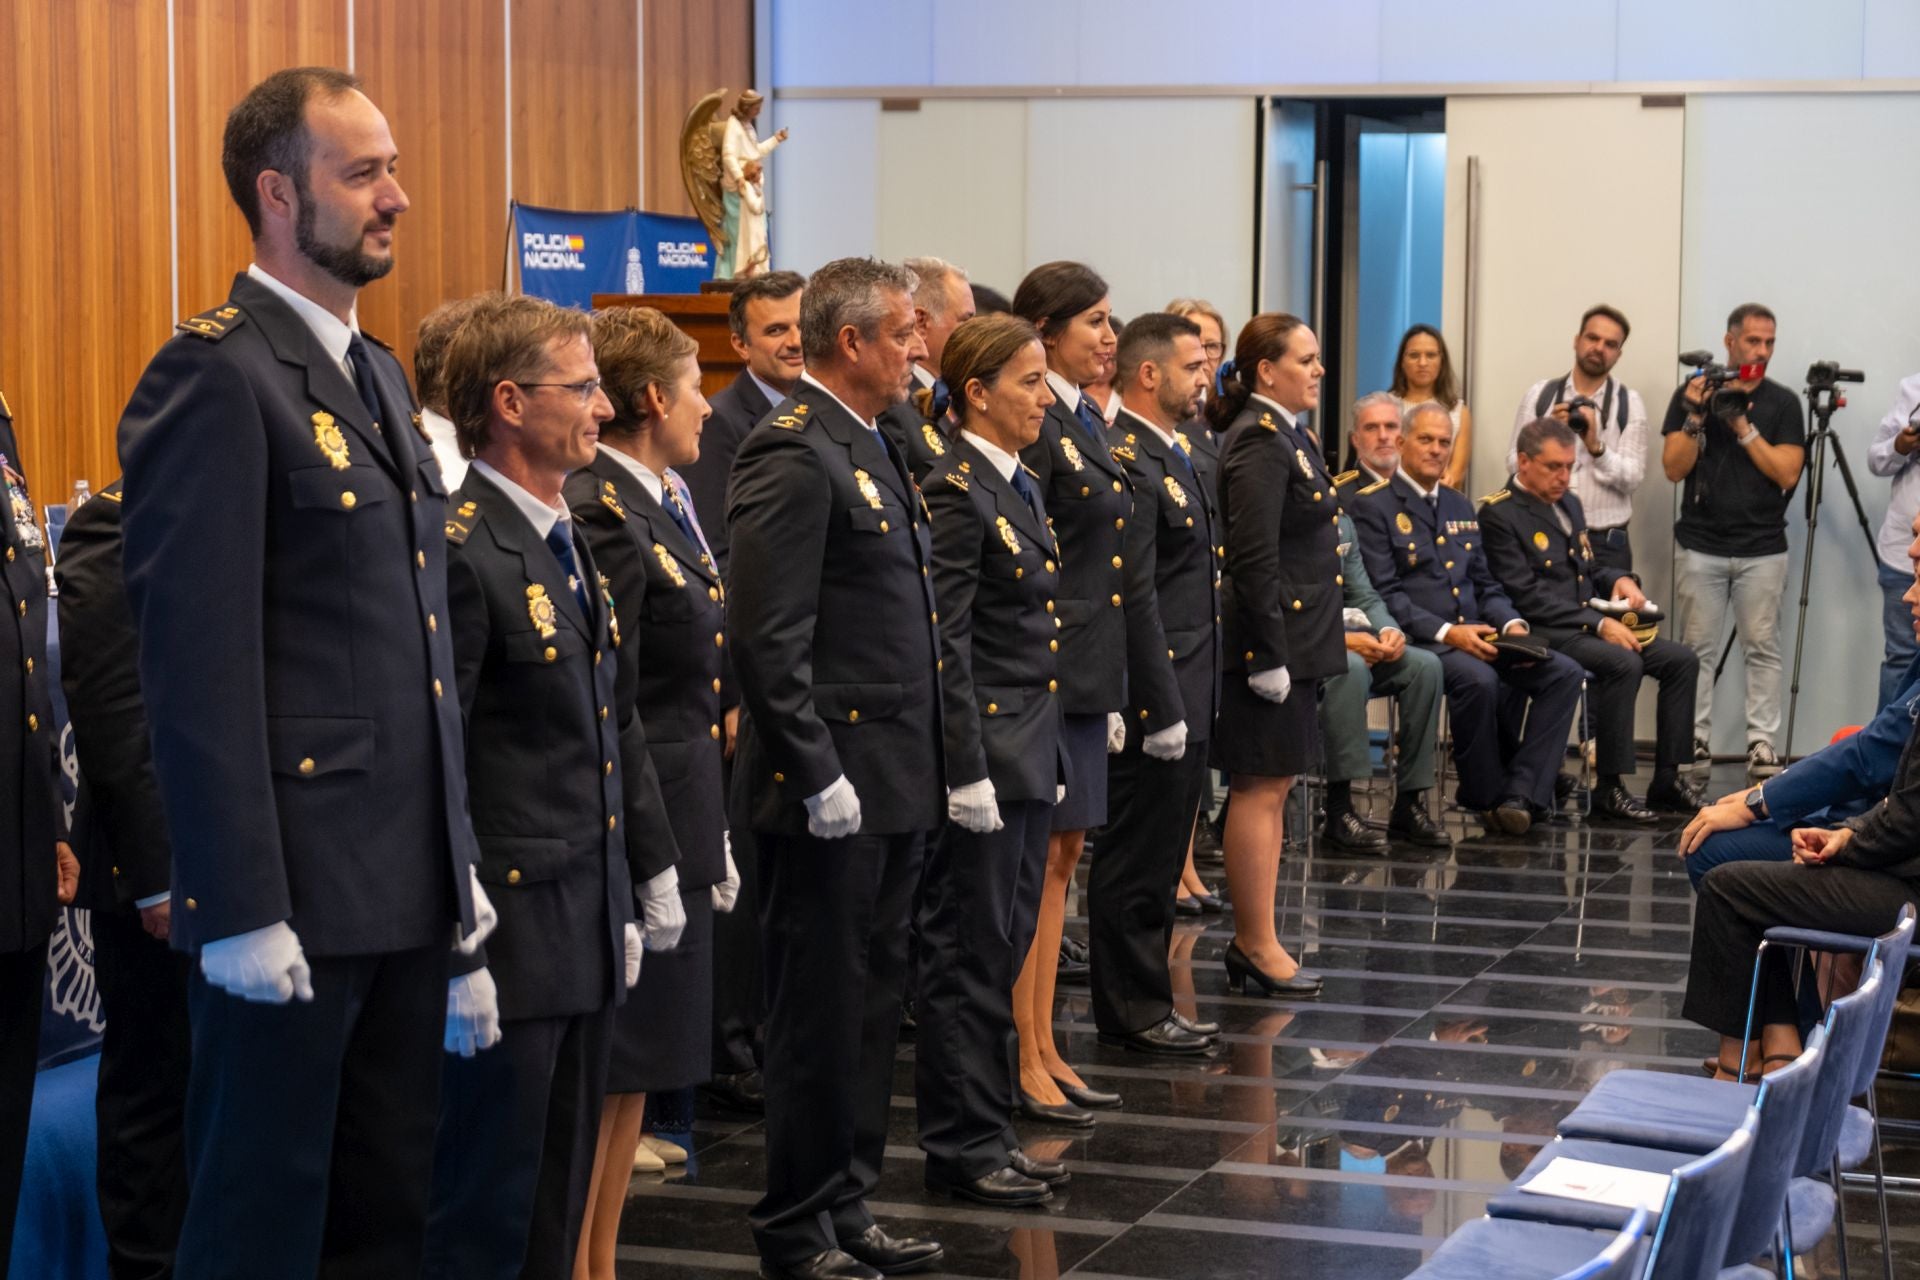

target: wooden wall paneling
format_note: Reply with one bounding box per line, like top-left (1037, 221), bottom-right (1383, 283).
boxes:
top-left (174, 0), bottom-right (348, 319)
top-left (0, 0), bottom-right (172, 498)
top-left (509, 0), bottom-right (640, 212)
top-left (642, 0), bottom-right (753, 216)
top-left (354, 0), bottom-right (510, 380)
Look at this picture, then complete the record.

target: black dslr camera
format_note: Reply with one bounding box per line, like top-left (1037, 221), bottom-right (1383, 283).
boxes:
top-left (1563, 395), bottom-right (1597, 435)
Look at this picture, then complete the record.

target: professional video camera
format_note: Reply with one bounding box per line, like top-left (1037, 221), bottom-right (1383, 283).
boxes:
top-left (1806, 360), bottom-right (1865, 391)
top-left (1677, 349), bottom-right (1766, 426)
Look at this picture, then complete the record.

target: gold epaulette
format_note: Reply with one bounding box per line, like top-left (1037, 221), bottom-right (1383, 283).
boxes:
top-left (1357, 477), bottom-right (1391, 496)
top-left (599, 479), bottom-right (627, 520)
top-left (769, 411), bottom-right (805, 430)
top-left (445, 497), bottom-right (479, 545)
top-left (1332, 469), bottom-right (1361, 488)
top-left (1111, 445), bottom-right (1136, 462)
top-left (99, 488), bottom-right (124, 503)
top-left (176, 303), bottom-right (246, 342)
top-left (1478, 488), bottom-right (1512, 506)
top-left (934, 470), bottom-right (968, 492)
top-left (0, 390), bottom-right (11, 418)
top-left (1255, 412), bottom-right (1279, 432)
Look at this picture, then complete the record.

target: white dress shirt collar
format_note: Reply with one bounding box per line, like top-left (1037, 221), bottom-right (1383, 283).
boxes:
top-left (469, 458), bottom-right (568, 540)
top-left (748, 369), bottom-right (792, 411)
top-left (801, 373), bottom-right (879, 431)
top-left (1116, 406), bottom-right (1178, 452)
top-left (1045, 370), bottom-right (1083, 414)
top-left (597, 444), bottom-right (665, 505)
top-left (962, 431), bottom-right (1019, 482)
top-left (1402, 471), bottom-right (1443, 504)
top-left (247, 262), bottom-right (358, 373)
top-left (912, 364), bottom-right (936, 390)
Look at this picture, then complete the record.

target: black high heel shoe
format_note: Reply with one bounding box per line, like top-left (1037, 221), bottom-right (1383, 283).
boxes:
top-left (1223, 941), bottom-right (1322, 998)
top-left (1018, 1090), bottom-right (1095, 1127)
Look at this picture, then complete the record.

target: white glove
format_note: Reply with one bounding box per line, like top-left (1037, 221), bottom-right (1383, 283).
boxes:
top-left (445, 968), bottom-right (502, 1057)
top-left (1249, 665), bottom-right (1292, 704)
top-left (200, 920), bottom-right (314, 1004)
top-left (636, 866), bottom-right (686, 951)
top-left (623, 923), bottom-right (644, 989)
top-left (804, 774), bottom-right (863, 839)
top-left (1056, 784), bottom-right (1067, 803)
top-left (1106, 712), bottom-right (1126, 754)
top-left (712, 833), bottom-right (741, 913)
top-left (947, 778), bottom-right (1004, 833)
top-left (454, 868), bottom-right (498, 956)
top-left (1142, 720), bottom-right (1189, 761)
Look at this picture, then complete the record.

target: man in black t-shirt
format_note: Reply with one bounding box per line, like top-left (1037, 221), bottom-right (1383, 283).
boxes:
top-left (1660, 303), bottom-right (1806, 781)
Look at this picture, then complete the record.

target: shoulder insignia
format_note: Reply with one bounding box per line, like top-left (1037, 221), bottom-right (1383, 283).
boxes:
top-left (176, 304), bottom-right (248, 342)
top-left (1111, 445), bottom-right (1136, 463)
top-left (1332, 469), bottom-right (1361, 488)
top-left (598, 480), bottom-right (627, 520)
top-left (358, 330), bottom-right (395, 353)
top-left (1256, 412), bottom-right (1278, 432)
top-left (444, 517), bottom-right (472, 545)
top-left (0, 390), bottom-right (10, 419)
top-left (958, 460), bottom-right (972, 473)
top-left (939, 471), bottom-right (969, 492)
top-left (458, 499), bottom-right (478, 518)
top-left (793, 403), bottom-right (809, 416)
top-left (1357, 477), bottom-right (1391, 495)
top-left (771, 414), bottom-right (804, 430)
top-left (99, 487), bottom-right (124, 503)
top-left (1478, 488), bottom-right (1512, 506)
top-left (1124, 432), bottom-right (1138, 444)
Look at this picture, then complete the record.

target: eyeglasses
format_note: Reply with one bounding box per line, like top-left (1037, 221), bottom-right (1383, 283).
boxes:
top-left (1201, 342), bottom-right (1225, 359)
top-left (514, 378), bottom-right (604, 403)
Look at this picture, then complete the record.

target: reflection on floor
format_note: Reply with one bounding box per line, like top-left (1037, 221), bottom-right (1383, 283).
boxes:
top-left (614, 764), bottom-right (1920, 1277)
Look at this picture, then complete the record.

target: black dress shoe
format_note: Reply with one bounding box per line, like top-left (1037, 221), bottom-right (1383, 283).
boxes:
top-left (1322, 807), bottom-right (1389, 853)
top-left (1387, 802), bottom-right (1451, 848)
top-left (836, 1225), bottom-right (944, 1275)
top-left (1646, 774), bottom-right (1705, 814)
top-left (1480, 798), bottom-right (1532, 836)
top-left (925, 1164), bottom-right (1053, 1206)
top-left (1008, 1148), bottom-right (1071, 1186)
top-left (1591, 783), bottom-right (1657, 823)
top-left (1173, 894), bottom-right (1203, 917)
top-left (1052, 1076), bottom-right (1121, 1109)
top-left (1222, 941), bottom-right (1323, 998)
top-left (1194, 815), bottom-right (1225, 864)
top-left (1018, 1090), bottom-right (1095, 1127)
top-left (1056, 951), bottom-right (1089, 983)
top-left (1194, 892), bottom-right (1226, 913)
top-left (1097, 1014), bottom-right (1214, 1055)
top-left (701, 1069), bottom-right (766, 1114)
top-left (760, 1248), bottom-right (882, 1280)
top-left (1554, 771), bottom-right (1578, 807)
top-left (1171, 1009), bottom-right (1221, 1037)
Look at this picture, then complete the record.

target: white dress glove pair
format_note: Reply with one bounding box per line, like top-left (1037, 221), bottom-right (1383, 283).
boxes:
top-left (804, 774), bottom-right (863, 839)
top-left (1142, 720), bottom-right (1189, 761)
top-left (947, 778), bottom-right (1003, 833)
top-left (199, 920), bottom-right (314, 1004)
top-left (636, 866), bottom-right (686, 951)
top-left (1249, 665), bottom-right (1293, 704)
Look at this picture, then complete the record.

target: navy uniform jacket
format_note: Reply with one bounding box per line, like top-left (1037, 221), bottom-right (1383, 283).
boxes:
top-left (118, 274), bottom-right (477, 955)
top-left (55, 482), bottom-right (171, 914)
top-left (1177, 417), bottom-right (1221, 498)
top-left (1478, 485), bottom-right (1631, 643)
top-left (1108, 409), bottom-right (1222, 740)
top-left (726, 385), bottom-right (944, 836)
top-left (877, 398), bottom-right (956, 485)
top-left (1019, 395), bottom-right (1133, 716)
top-left (0, 398), bottom-right (61, 953)
top-left (443, 469), bottom-right (630, 1021)
top-left (1352, 471), bottom-right (1519, 641)
top-left (567, 452), bottom-right (726, 889)
top-left (1215, 402), bottom-right (1348, 684)
top-left (922, 437), bottom-right (1067, 800)
top-left (679, 369), bottom-right (770, 579)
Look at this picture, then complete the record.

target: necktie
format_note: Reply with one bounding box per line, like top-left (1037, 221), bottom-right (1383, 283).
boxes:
top-left (1010, 465), bottom-right (1043, 524)
top-left (345, 333), bottom-right (385, 428)
top-left (1073, 395), bottom-right (1105, 440)
top-left (544, 522), bottom-right (593, 620)
top-left (1170, 434), bottom-right (1196, 477)
top-left (930, 378), bottom-right (951, 421)
top-left (663, 477), bottom-right (701, 549)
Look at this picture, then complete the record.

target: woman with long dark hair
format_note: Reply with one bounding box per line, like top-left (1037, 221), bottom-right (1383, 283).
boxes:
top-left (1388, 323), bottom-right (1473, 490)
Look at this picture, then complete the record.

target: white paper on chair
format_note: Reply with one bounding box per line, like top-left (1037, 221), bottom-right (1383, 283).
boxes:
top-left (1517, 1157), bottom-right (1671, 1211)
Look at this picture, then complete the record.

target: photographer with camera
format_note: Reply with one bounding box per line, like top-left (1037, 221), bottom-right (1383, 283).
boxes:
top-left (1865, 372), bottom-right (1920, 710)
top-left (1662, 303), bottom-right (1806, 781)
top-left (1506, 305), bottom-right (1647, 572)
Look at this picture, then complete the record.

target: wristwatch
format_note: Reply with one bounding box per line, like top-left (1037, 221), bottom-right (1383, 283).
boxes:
top-left (1745, 785), bottom-right (1768, 821)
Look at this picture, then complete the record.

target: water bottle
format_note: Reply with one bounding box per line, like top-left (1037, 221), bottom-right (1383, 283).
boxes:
top-left (70, 479), bottom-right (91, 508)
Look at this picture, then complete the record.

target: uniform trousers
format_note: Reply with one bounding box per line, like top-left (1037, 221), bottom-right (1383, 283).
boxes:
top-left (710, 775), bottom-right (765, 1080)
top-left (1319, 646), bottom-right (1443, 791)
top-left (1683, 859), bottom-right (1919, 1037)
top-left (1428, 645), bottom-right (1583, 810)
top-left (751, 830), bottom-right (926, 1266)
top-left (914, 800), bottom-right (1051, 1181)
top-left (423, 1002), bottom-right (614, 1280)
top-left (176, 942), bottom-right (448, 1280)
top-left (1091, 741), bottom-right (1210, 1035)
top-left (0, 940), bottom-right (47, 1275)
top-left (1550, 634), bottom-right (1698, 774)
top-left (93, 909), bottom-right (192, 1280)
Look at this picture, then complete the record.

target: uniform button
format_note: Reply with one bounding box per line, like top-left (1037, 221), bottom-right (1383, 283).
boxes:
top-left (1114, 517), bottom-right (1125, 529)
top-left (507, 869), bottom-right (522, 885)
top-left (22, 657), bottom-right (31, 674)
top-left (710, 723), bottom-right (721, 740)
top-left (1080, 485), bottom-right (1091, 497)
top-left (1216, 546), bottom-right (1224, 558)
top-left (1335, 574), bottom-right (1344, 585)
top-left (1291, 599), bottom-right (1302, 610)
top-left (1111, 593), bottom-right (1122, 606)
top-left (1244, 650), bottom-right (1255, 661)
top-left (987, 702), bottom-right (999, 715)
top-left (714, 632), bottom-right (725, 647)
top-left (428, 613), bottom-right (438, 632)
top-left (417, 550), bottom-right (426, 569)
top-left (1545, 559), bottom-right (1552, 568)
top-left (340, 491), bottom-right (357, 509)
top-left (607, 815), bottom-right (617, 831)
top-left (604, 760), bottom-right (613, 776)
top-left (1016, 566), bottom-right (1025, 579)
top-left (712, 678), bottom-right (722, 693)
top-left (879, 520), bottom-right (889, 533)
top-left (1048, 638), bottom-right (1059, 653)
top-left (112, 866), bottom-right (120, 877)
top-left (410, 489), bottom-right (418, 502)
top-left (922, 566), bottom-right (929, 577)
top-left (15, 600), bottom-right (23, 617)
top-left (1444, 560), bottom-right (1454, 569)
top-left (709, 586), bottom-right (720, 601)
top-left (433, 678), bottom-right (444, 697)
top-left (594, 650), bottom-right (602, 665)
top-left (1313, 491), bottom-right (1322, 501)
top-left (774, 771), bottom-right (786, 783)
top-left (26, 714), bottom-right (37, 731)
top-left (1138, 709), bottom-right (1150, 719)
top-left (1167, 648), bottom-right (1175, 658)
top-left (848, 709), bottom-right (860, 722)
top-left (1112, 480), bottom-right (1122, 492)
top-left (298, 757), bottom-right (315, 775)
top-left (1111, 555), bottom-right (1122, 568)
top-left (1046, 559), bottom-right (1056, 572)
top-left (1048, 679), bottom-right (1058, 692)
top-left (1436, 535), bottom-right (1447, 545)
top-left (3, 547), bottom-right (11, 561)
top-left (1184, 516), bottom-right (1193, 527)
top-left (1451, 587), bottom-right (1460, 597)
top-left (930, 611), bottom-right (938, 623)
top-left (543, 646), bottom-right (557, 662)
top-left (1045, 600), bottom-right (1055, 614)
top-left (185, 897), bottom-right (197, 910)
top-left (599, 706), bottom-right (609, 721)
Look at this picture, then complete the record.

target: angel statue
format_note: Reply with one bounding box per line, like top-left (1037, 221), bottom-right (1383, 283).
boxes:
top-left (681, 88), bottom-right (789, 281)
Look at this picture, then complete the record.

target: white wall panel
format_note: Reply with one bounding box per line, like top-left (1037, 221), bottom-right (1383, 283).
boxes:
top-left (1378, 1), bottom-right (1616, 84)
top-left (1617, 0), bottom-right (1865, 82)
top-left (771, 0), bottom-right (931, 88)
top-left (875, 99), bottom-right (1029, 292)
top-left (1863, 0), bottom-right (1920, 80)
top-left (768, 99), bottom-right (880, 272)
top-left (928, 0), bottom-right (1079, 87)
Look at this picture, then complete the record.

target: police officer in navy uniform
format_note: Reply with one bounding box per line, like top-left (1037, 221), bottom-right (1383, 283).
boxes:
top-left (878, 256), bottom-right (973, 482)
top-left (728, 258), bottom-right (946, 1280)
top-left (116, 70), bottom-right (489, 1277)
top-left (56, 478), bottom-right (195, 1279)
top-left (1095, 314), bottom-right (1226, 1051)
top-left (1351, 401), bottom-right (1583, 833)
top-left (0, 389), bottom-right (73, 1270)
top-left (1480, 417), bottom-right (1703, 822)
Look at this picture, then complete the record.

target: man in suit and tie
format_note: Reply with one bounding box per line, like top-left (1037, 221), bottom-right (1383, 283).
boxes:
top-left (728, 257), bottom-right (947, 1280)
top-left (879, 256), bottom-right (975, 478)
top-left (1350, 402), bottom-right (1583, 835)
top-left (116, 68), bottom-right (492, 1277)
top-left (679, 269), bottom-right (805, 577)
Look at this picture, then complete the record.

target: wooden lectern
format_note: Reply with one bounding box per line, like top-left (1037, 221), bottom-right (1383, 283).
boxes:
top-left (592, 291), bottom-right (739, 399)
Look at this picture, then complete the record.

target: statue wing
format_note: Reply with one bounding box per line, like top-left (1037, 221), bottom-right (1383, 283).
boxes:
top-left (680, 89), bottom-right (729, 246)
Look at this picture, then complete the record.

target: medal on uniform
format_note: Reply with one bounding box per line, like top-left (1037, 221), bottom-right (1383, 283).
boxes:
top-left (1163, 474), bottom-right (1189, 508)
top-left (1296, 448), bottom-right (1313, 477)
top-left (1060, 435), bottom-right (1085, 471)
top-left (526, 583), bottom-right (558, 638)
top-left (601, 575), bottom-right (622, 646)
top-left (2, 458), bottom-right (40, 551)
top-left (996, 515), bottom-right (1022, 555)
top-left (1579, 531), bottom-right (1594, 560)
top-left (922, 423), bottom-right (945, 457)
top-left (1533, 531), bottom-right (1550, 550)
top-left (853, 468), bottom-right (883, 509)
top-left (312, 411), bottom-right (350, 470)
top-left (1395, 511), bottom-right (1413, 535)
top-left (652, 541), bottom-right (687, 587)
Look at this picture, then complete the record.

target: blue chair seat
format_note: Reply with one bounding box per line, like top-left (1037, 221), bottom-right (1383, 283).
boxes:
top-left (1837, 1104), bottom-right (1872, 1169)
top-left (1788, 1175), bottom-right (1837, 1250)
top-left (1555, 1068), bottom-right (1756, 1152)
top-left (1486, 1136), bottom-right (1699, 1230)
top-left (1405, 1216), bottom-right (1632, 1280)
top-left (1720, 1267), bottom-right (1772, 1280)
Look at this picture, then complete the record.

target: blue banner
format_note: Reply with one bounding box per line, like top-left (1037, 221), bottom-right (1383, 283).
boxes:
top-left (512, 203), bottom-right (714, 308)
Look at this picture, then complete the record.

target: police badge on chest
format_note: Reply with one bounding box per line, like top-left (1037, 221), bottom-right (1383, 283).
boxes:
top-left (1, 456), bottom-right (42, 552)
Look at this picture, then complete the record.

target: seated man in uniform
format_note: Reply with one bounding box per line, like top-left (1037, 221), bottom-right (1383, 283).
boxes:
top-left (1480, 418), bottom-right (1703, 822)
top-left (1351, 402), bottom-right (1584, 835)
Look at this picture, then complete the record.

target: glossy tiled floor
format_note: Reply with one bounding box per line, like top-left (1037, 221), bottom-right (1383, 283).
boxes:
top-left (613, 764), bottom-right (1920, 1278)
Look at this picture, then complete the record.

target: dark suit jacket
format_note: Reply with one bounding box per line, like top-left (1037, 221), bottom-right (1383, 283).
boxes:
top-left (1108, 408), bottom-right (1222, 740)
top-left (117, 274), bottom-right (477, 955)
top-left (0, 401), bottom-right (61, 952)
top-left (567, 452), bottom-right (726, 889)
top-left (1352, 471), bottom-right (1519, 642)
top-left (922, 437), bottom-right (1066, 800)
top-left (680, 369), bottom-right (771, 579)
top-left (444, 468), bottom-right (630, 1021)
top-left (1019, 395), bottom-right (1132, 716)
top-left (55, 482), bottom-right (171, 914)
top-left (726, 382), bottom-right (944, 836)
top-left (1769, 652), bottom-right (1920, 828)
top-left (1215, 402), bottom-right (1347, 684)
top-left (1479, 484), bottom-right (1633, 642)
top-left (877, 397), bottom-right (956, 484)
top-left (1178, 416), bottom-right (1221, 498)
top-left (1838, 715), bottom-right (1920, 883)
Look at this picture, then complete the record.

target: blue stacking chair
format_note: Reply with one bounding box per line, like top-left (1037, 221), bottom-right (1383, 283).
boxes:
top-left (1403, 1206), bottom-right (1650, 1280)
top-left (1489, 1030), bottom-right (1824, 1278)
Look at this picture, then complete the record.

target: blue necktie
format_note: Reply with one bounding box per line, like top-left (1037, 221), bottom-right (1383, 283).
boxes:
top-left (930, 378), bottom-right (951, 420)
top-left (1073, 394), bottom-right (1105, 440)
top-left (545, 522), bottom-right (592, 620)
top-left (663, 480), bottom-right (700, 548)
top-left (1010, 465), bottom-right (1042, 523)
top-left (345, 334), bottom-right (385, 429)
top-left (1170, 435), bottom-right (1196, 478)
top-left (663, 470), bottom-right (714, 565)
